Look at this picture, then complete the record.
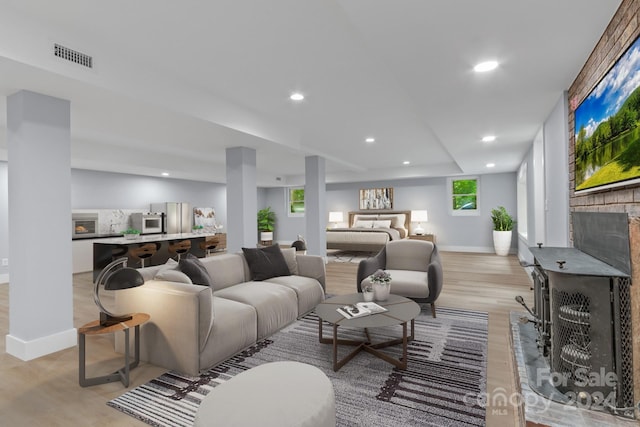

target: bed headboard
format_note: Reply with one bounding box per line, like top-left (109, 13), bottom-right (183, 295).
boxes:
top-left (347, 210), bottom-right (411, 231)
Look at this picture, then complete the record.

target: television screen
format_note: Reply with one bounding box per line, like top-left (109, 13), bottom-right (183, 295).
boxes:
top-left (574, 35), bottom-right (640, 192)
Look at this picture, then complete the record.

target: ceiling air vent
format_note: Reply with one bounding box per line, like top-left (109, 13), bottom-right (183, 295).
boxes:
top-left (54, 43), bottom-right (93, 68)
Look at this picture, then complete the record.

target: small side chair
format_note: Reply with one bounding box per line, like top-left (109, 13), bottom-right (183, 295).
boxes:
top-left (357, 239), bottom-right (443, 317)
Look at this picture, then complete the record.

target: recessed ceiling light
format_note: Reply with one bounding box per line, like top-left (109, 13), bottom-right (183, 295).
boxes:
top-left (161, 172), bottom-right (170, 176)
top-left (474, 61), bottom-right (499, 73)
top-left (482, 135), bottom-right (496, 142)
top-left (403, 161), bottom-right (410, 165)
top-left (486, 163), bottom-right (495, 168)
top-left (365, 137), bottom-right (375, 143)
top-left (290, 92), bottom-right (304, 101)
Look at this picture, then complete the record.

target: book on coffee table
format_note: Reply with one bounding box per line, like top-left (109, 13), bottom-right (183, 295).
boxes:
top-left (336, 302), bottom-right (388, 319)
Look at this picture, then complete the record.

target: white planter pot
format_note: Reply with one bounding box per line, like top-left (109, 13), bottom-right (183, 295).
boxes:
top-left (493, 230), bottom-right (512, 256)
top-left (260, 231), bottom-right (273, 241)
top-left (373, 282), bottom-right (391, 301)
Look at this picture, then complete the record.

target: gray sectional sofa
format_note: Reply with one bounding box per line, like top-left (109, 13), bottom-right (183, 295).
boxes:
top-left (114, 247), bottom-right (326, 376)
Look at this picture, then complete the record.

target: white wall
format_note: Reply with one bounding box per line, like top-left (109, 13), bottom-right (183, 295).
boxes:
top-left (71, 169), bottom-right (228, 226)
top-left (518, 92), bottom-right (570, 264)
top-left (268, 172), bottom-right (517, 252)
top-left (0, 162), bottom-right (8, 283)
top-left (544, 93), bottom-right (570, 247)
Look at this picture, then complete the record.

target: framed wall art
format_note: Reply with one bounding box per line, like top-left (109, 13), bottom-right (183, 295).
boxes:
top-left (359, 188), bottom-right (393, 210)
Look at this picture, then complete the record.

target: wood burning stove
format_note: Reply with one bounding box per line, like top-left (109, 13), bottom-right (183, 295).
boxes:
top-left (524, 212), bottom-right (634, 418)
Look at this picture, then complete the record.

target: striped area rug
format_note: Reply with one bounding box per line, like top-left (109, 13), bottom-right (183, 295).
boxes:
top-left (108, 306), bottom-right (488, 426)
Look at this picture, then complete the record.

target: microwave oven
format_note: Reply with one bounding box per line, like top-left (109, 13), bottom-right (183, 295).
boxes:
top-left (131, 213), bottom-right (163, 234)
top-left (72, 213), bottom-right (99, 238)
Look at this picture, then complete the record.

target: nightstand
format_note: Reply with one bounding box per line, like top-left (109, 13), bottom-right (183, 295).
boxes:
top-left (408, 234), bottom-right (436, 243)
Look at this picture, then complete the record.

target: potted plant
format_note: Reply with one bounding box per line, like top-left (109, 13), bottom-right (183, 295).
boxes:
top-left (369, 269), bottom-right (392, 301)
top-left (257, 207), bottom-right (275, 243)
top-left (491, 206), bottom-right (514, 256)
top-left (122, 228), bottom-right (141, 240)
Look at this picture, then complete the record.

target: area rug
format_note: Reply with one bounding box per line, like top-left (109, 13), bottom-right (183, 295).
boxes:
top-left (108, 306), bottom-right (488, 426)
top-left (326, 249), bottom-right (378, 264)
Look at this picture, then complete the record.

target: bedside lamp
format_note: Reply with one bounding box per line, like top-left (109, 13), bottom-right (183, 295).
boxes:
top-left (411, 210), bottom-right (429, 235)
top-left (329, 211), bottom-right (344, 228)
top-left (94, 258), bottom-right (145, 326)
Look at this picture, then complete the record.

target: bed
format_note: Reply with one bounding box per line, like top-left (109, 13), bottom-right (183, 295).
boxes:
top-left (326, 211), bottom-right (411, 252)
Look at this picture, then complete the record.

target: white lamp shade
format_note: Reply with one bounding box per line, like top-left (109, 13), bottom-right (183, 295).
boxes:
top-left (411, 210), bottom-right (428, 222)
top-left (329, 211), bottom-right (344, 223)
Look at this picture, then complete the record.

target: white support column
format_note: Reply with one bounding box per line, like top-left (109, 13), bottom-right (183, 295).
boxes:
top-left (304, 156), bottom-right (326, 257)
top-left (6, 90), bottom-right (76, 360)
top-left (226, 147), bottom-right (257, 253)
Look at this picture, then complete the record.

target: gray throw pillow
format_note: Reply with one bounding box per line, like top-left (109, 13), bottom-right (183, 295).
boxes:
top-left (177, 253), bottom-right (213, 287)
top-left (242, 245), bottom-right (291, 281)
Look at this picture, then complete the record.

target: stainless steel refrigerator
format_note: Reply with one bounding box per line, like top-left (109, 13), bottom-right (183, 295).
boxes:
top-left (150, 202), bottom-right (192, 234)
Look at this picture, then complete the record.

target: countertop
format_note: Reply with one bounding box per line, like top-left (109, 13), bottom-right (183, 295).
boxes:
top-left (94, 232), bottom-right (222, 245)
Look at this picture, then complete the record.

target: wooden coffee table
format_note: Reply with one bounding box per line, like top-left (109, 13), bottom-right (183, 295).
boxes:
top-left (315, 294), bottom-right (420, 371)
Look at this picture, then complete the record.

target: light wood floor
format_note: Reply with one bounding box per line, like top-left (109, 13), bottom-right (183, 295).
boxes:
top-left (0, 251), bottom-right (532, 426)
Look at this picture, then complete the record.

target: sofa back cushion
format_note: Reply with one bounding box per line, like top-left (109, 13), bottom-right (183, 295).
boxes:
top-left (281, 247), bottom-right (299, 275)
top-left (200, 254), bottom-right (247, 291)
top-left (386, 240), bottom-right (434, 272)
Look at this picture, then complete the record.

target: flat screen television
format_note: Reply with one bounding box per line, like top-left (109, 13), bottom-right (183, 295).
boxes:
top-left (574, 34), bottom-right (640, 193)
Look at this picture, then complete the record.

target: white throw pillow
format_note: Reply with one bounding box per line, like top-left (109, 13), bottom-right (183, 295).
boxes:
top-left (373, 220), bottom-right (392, 229)
top-left (354, 220), bottom-right (374, 228)
top-left (155, 269), bottom-right (193, 284)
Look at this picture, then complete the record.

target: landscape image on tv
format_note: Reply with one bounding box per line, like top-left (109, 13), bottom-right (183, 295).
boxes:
top-left (575, 35), bottom-right (640, 192)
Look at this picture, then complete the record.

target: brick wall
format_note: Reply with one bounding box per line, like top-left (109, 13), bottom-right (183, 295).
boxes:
top-left (568, 0), bottom-right (640, 416)
top-left (568, 0), bottom-right (640, 217)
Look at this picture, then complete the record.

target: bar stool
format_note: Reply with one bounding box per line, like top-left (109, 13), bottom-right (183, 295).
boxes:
top-left (169, 239), bottom-right (192, 261)
top-left (199, 239), bottom-right (218, 257)
top-left (111, 245), bottom-right (129, 262)
top-left (129, 243), bottom-right (160, 268)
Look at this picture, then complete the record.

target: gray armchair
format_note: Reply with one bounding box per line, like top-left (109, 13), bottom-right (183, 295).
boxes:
top-left (357, 240), bottom-right (443, 317)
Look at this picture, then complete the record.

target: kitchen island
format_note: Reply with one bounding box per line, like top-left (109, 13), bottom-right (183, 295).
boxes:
top-left (93, 232), bottom-right (226, 279)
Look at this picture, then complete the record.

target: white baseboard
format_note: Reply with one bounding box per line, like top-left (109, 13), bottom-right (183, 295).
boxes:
top-left (6, 328), bottom-right (77, 361)
top-left (0, 273), bottom-right (8, 284)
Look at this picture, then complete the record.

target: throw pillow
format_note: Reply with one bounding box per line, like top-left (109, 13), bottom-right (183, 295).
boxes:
top-left (242, 245), bottom-right (291, 281)
top-left (373, 220), bottom-right (392, 229)
top-left (354, 220), bottom-right (374, 228)
top-left (154, 269), bottom-right (193, 284)
top-left (177, 253), bottom-right (214, 287)
top-left (138, 258), bottom-right (178, 282)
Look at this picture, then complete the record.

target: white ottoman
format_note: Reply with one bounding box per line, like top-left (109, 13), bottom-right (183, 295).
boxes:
top-left (194, 361), bottom-right (336, 427)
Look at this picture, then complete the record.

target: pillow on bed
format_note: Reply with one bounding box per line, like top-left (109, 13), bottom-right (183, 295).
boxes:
top-left (373, 220), bottom-right (392, 228)
top-left (377, 214), bottom-right (406, 228)
top-left (353, 214), bottom-right (377, 224)
top-left (354, 220), bottom-right (374, 228)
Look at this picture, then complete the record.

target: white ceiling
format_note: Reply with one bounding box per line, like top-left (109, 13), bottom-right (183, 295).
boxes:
top-left (0, 0), bottom-right (622, 186)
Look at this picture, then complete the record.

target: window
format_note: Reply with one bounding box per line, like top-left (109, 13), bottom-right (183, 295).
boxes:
top-left (287, 187), bottom-right (305, 216)
top-left (448, 177), bottom-right (479, 216)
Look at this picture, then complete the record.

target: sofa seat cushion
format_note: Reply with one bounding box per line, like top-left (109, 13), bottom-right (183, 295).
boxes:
top-left (199, 297), bottom-right (258, 373)
top-left (361, 269), bottom-right (429, 299)
top-left (214, 282), bottom-right (298, 339)
top-left (264, 275), bottom-right (324, 316)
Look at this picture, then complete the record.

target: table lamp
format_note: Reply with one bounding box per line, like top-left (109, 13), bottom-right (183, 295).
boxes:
top-left (329, 211), bottom-right (344, 228)
top-left (94, 258), bottom-right (145, 326)
top-left (411, 210), bottom-right (429, 235)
